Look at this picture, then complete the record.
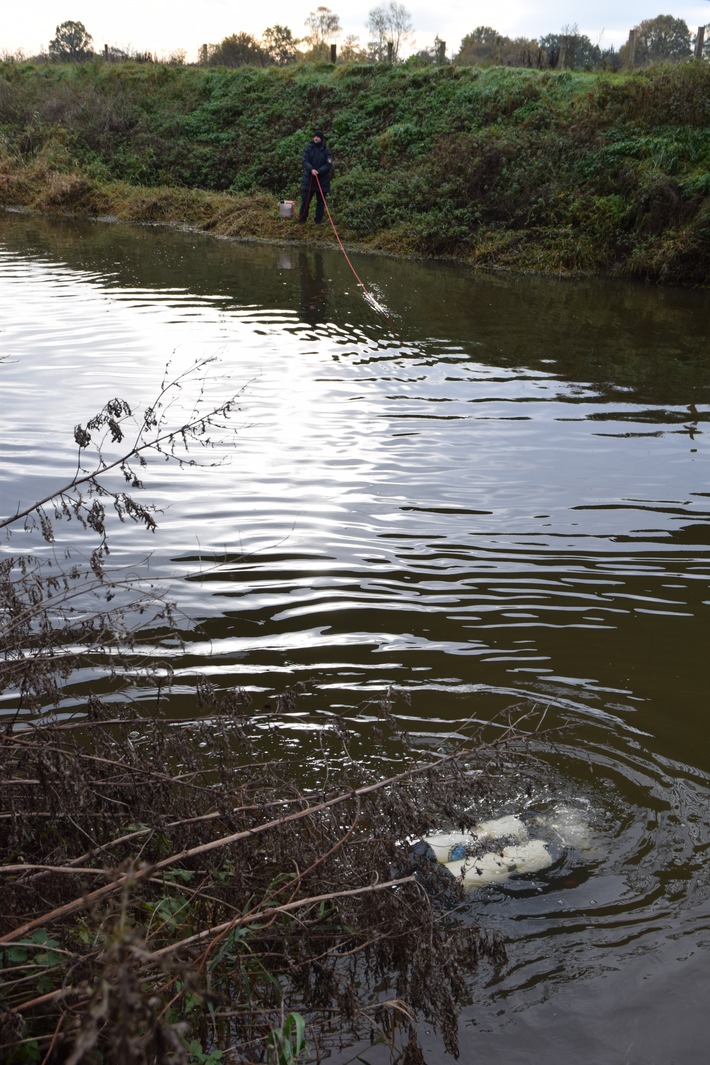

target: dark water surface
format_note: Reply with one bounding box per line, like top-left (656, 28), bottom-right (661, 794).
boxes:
top-left (2, 211), bottom-right (710, 1063)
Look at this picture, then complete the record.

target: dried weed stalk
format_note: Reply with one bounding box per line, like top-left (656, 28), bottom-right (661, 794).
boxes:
top-left (1, 356), bottom-right (242, 718)
top-left (1, 365), bottom-right (537, 1062)
top-left (0, 701), bottom-right (518, 1063)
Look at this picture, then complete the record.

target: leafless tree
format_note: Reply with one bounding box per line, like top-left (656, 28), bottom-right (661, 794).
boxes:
top-left (304, 5), bottom-right (341, 59)
top-left (367, 1), bottom-right (414, 62)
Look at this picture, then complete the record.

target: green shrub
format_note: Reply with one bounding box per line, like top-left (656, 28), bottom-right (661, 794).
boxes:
top-left (1, 58), bottom-right (708, 283)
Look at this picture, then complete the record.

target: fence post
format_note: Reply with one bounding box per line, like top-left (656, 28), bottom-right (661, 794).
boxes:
top-left (436, 39), bottom-right (446, 64)
top-left (387, 41), bottom-right (394, 63)
top-left (330, 43), bottom-right (337, 63)
top-left (628, 28), bottom-right (637, 68)
top-left (695, 27), bottom-right (705, 61)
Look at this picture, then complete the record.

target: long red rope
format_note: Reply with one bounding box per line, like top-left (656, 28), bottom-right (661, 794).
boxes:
top-left (309, 172), bottom-right (399, 332)
top-left (313, 174), bottom-right (370, 293)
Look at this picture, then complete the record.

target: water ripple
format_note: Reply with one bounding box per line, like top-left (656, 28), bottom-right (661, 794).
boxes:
top-left (3, 214), bottom-right (710, 1061)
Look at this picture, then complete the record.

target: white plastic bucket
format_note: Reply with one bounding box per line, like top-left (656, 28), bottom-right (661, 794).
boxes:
top-left (279, 200), bottom-right (295, 220)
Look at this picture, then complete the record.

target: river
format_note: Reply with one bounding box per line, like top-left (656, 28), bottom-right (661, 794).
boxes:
top-left (1, 209), bottom-right (710, 1063)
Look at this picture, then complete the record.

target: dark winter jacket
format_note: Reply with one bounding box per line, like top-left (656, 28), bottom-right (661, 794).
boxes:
top-left (301, 138), bottom-right (333, 192)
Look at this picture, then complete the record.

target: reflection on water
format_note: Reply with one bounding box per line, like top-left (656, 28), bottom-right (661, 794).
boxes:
top-left (2, 210), bottom-right (710, 1063)
top-left (298, 250), bottom-right (329, 325)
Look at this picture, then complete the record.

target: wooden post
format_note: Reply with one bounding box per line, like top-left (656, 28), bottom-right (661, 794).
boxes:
top-left (330, 43), bottom-right (337, 63)
top-left (103, 43), bottom-right (108, 60)
top-left (559, 35), bottom-right (568, 69)
top-left (387, 41), bottom-right (394, 63)
top-left (628, 28), bottom-right (637, 68)
top-left (436, 39), bottom-right (446, 64)
top-left (695, 26), bottom-right (705, 61)
top-left (200, 43), bottom-right (208, 65)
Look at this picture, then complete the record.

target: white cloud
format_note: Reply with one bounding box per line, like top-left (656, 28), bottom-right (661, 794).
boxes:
top-left (2, 2), bottom-right (708, 60)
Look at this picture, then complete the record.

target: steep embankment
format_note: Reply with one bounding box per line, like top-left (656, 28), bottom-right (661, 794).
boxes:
top-left (1, 60), bottom-right (709, 283)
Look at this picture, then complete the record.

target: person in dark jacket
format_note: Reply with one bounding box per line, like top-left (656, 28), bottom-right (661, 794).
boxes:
top-left (298, 129), bottom-right (333, 224)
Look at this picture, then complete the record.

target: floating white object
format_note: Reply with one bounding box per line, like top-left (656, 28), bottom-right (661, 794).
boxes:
top-left (422, 814), bottom-right (553, 890)
top-left (424, 832), bottom-right (477, 863)
top-left (423, 815), bottom-right (529, 864)
top-left (445, 839), bottom-right (553, 890)
top-left (475, 815), bottom-right (528, 842)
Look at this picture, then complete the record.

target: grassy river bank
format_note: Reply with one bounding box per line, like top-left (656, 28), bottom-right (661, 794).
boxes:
top-left (1, 59), bottom-right (709, 284)
top-left (1, 54), bottom-right (709, 1065)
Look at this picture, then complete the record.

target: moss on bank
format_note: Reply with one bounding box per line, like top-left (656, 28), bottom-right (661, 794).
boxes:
top-left (1, 59), bottom-right (709, 284)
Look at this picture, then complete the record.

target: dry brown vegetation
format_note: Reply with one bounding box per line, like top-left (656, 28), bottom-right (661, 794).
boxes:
top-left (1, 701), bottom-right (524, 1063)
top-left (0, 362), bottom-right (538, 1063)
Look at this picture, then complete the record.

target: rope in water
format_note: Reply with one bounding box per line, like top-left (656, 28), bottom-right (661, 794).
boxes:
top-left (308, 173), bottom-right (400, 334)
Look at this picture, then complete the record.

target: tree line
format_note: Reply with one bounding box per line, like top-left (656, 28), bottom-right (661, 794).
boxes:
top-left (11, 8), bottom-right (710, 68)
top-left (457, 16), bottom-right (708, 71)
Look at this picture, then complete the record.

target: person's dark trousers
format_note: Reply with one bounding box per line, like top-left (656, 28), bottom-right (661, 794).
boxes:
top-left (299, 185), bottom-right (329, 223)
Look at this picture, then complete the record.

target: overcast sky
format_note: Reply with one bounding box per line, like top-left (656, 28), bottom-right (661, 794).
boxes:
top-left (2, 3), bottom-right (708, 61)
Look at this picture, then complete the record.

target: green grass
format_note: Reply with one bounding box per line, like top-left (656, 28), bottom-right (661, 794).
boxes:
top-left (1, 59), bottom-right (708, 283)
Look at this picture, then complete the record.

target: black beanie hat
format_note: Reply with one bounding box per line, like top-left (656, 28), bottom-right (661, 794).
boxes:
top-left (313, 129), bottom-right (325, 139)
